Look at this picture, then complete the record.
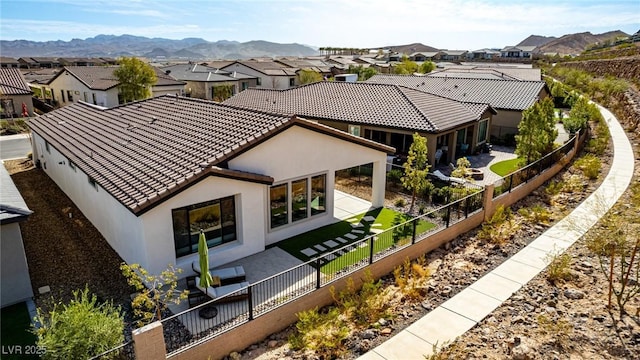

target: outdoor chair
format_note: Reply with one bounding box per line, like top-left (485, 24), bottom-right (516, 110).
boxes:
top-left (191, 263), bottom-right (246, 285)
top-left (195, 277), bottom-right (250, 304)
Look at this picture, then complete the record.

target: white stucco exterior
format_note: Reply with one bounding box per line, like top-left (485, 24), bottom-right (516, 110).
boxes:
top-left (47, 69), bottom-right (118, 107)
top-left (221, 63), bottom-right (295, 90)
top-left (31, 123), bottom-right (388, 276)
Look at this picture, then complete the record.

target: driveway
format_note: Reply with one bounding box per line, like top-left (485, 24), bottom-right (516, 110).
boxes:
top-left (1, 134), bottom-right (32, 160)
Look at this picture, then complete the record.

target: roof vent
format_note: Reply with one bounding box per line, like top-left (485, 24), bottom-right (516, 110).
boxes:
top-left (454, 85), bottom-right (458, 88)
top-left (149, 116), bottom-right (158, 124)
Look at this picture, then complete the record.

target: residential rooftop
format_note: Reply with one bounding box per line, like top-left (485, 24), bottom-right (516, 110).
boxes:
top-left (0, 165), bottom-right (32, 224)
top-left (28, 95), bottom-right (391, 215)
top-left (223, 81), bottom-right (493, 132)
top-left (46, 66), bottom-right (185, 90)
top-left (0, 68), bottom-right (32, 95)
top-left (366, 74), bottom-right (547, 111)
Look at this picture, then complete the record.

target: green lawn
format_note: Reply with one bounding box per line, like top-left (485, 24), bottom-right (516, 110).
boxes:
top-left (276, 208), bottom-right (435, 274)
top-left (1, 302), bottom-right (39, 360)
top-left (490, 158), bottom-right (522, 177)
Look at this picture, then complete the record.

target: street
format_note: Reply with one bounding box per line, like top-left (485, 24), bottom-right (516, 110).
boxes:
top-left (0, 133), bottom-right (32, 160)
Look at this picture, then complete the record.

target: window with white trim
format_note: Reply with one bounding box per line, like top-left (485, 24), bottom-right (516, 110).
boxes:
top-left (270, 173), bottom-right (326, 229)
top-left (477, 118), bottom-right (489, 144)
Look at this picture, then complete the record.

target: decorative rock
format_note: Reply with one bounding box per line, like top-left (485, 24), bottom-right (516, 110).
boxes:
top-left (511, 337), bottom-right (537, 360)
top-left (378, 318), bottom-right (388, 326)
top-left (512, 315), bottom-right (526, 325)
top-left (564, 288), bottom-right (585, 300)
top-left (361, 329), bottom-right (377, 339)
top-left (268, 340), bottom-right (279, 348)
top-left (380, 328), bottom-right (393, 336)
top-left (421, 300), bottom-right (432, 311)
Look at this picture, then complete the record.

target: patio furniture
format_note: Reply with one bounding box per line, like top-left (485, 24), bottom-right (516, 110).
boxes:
top-left (191, 263), bottom-right (246, 285)
top-left (432, 170), bottom-right (466, 185)
top-left (195, 277), bottom-right (250, 304)
top-left (434, 149), bottom-right (443, 164)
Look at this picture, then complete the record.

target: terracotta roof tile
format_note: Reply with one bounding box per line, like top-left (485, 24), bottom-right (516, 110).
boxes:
top-left (366, 74), bottom-right (546, 111)
top-left (223, 81), bottom-right (487, 132)
top-left (0, 68), bottom-right (32, 95)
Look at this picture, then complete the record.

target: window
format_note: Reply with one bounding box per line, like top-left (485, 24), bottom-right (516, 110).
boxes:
top-left (172, 196), bottom-right (237, 257)
top-left (310, 174), bottom-right (326, 216)
top-left (61, 90), bottom-right (65, 103)
top-left (67, 90), bottom-right (73, 102)
top-left (477, 119), bottom-right (489, 144)
top-left (241, 82), bottom-right (248, 91)
top-left (45, 141), bottom-right (50, 153)
top-left (68, 159), bottom-right (76, 172)
top-left (292, 179), bottom-right (308, 222)
top-left (256, 77), bottom-right (262, 86)
top-left (289, 78), bottom-right (295, 87)
top-left (270, 174), bottom-right (326, 229)
top-left (0, 99), bottom-right (14, 117)
top-left (270, 184), bottom-right (288, 228)
top-left (92, 93), bottom-right (97, 105)
top-left (348, 125), bottom-right (361, 137)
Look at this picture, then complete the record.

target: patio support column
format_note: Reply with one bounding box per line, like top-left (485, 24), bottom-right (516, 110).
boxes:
top-left (371, 160), bottom-right (386, 208)
top-left (132, 321), bottom-right (167, 360)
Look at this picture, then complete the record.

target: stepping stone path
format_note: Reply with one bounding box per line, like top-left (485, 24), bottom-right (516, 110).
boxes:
top-left (324, 240), bottom-right (339, 248)
top-left (344, 233), bottom-right (358, 240)
top-left (336, 237), bottom-right (348, 243)
top-left (314, 244), bottom-right (327, 252)
top-left (350, 222), bottom-right (364, 228)
top-left (352, 229), bottom-right (365, 234)
top-left (363, 216), bottom-right (376, 222)
top-left (301, 248), bottom-right (318, 257)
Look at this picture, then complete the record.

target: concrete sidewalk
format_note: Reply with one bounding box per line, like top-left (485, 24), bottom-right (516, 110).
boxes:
top-left (359, 105), bottom-right (634, 359)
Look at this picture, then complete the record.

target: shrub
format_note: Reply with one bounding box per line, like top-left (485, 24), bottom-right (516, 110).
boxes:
top-left (574, 154), bottom-right (601, 179)
top-left (394, 198), bottom-right (406, 208)
top-left (332, 271), bottom-right (390, 327)
top-left (289, 307), bottom-right (349, 358)
top-left (518, 204), bottom-right (553, 225)
top-left (537, 314), bottom-right (573, 348)
top-left (545, 180), bottom-right (564, 196)
top-left (386, 169), bottom-right (403, 185)
top-left (562, 174), bottom-right (584, 193)
top-left (393, 256), bottom-right (430, 300)
top-left (545, 252), bottom-right (573, 284)
top-left (477, 205), bottom-right (520, 246)
top-left (33, 287), bottom-right (124, 359)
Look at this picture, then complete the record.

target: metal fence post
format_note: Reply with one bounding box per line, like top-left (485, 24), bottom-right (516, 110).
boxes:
top-left (411, 218), bottom-right (417, 244)
top-left (446, 205), bottom-right (451, 227)
top-left (369, 237), bottom-right (374, 264)
top-left (508, 173), bottom-right (514, 193)
top-left (248, 285), bottom-right (254, 321)
top-left (465, 196), bottom-right (470, 218)
top-left (315, 257), bottom-right (321, 289)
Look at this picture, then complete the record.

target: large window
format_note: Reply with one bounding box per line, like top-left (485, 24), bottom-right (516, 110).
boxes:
top-left (477, 119), bottom-right (489, 144)
top-left (270, 174), bottom-right (326, 229)
top-left (270, 184), bottom-right (288, 228)
top-left (172, 196), bottom-right (237, 257)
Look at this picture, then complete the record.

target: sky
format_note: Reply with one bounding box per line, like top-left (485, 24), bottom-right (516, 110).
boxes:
top-left (1, 0), bottom-right (639, 50)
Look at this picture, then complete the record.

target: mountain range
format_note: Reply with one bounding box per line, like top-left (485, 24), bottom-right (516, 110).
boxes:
top-left (0, 30), bottom-right (632, 60)
top-left (0, 34), bottom-right (318, 59)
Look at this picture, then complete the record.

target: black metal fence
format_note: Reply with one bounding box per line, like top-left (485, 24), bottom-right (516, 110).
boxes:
top-left (160, 189), bottom-right (485, 355)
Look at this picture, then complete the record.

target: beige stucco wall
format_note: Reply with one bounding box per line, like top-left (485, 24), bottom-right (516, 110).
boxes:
top-left (1, 222), bottom-right (34, 307)
top-left (490, 109), bottom-right (522, 139)
top-left (48, 70), bottom-right (119, 107)
top-left (4, 94), bottom-right (34, 117)
top-left (152, 84), bottom-right (185, 98)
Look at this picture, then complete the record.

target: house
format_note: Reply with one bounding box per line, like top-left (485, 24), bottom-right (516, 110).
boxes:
top-left (500, 46), bottom-right (537, 59)
top-left (366, 74), bottom-right (549, 139)
top-left (46, 66), bottom-right (185, 108)
top-left (161, 63), bottom-right (258, 101)
top-left (220, 61), bottom-right (298, 90)
top-left (439, 50), bottom-right (469, 61)
top-left (1, 165), bottom-right (34, 308)
top-left (57, 57), bottom-right (105, 67)
top-left (0, 68), bottom-right (34, 118)
top-left (28, 95), bottom-right (392, 275)
top-left (409, 52), bottom-right (442, 62)
top-left (469, 49), bottom-right (501, 60)
top-left (28, 57), bottom-right (60, 69)
top-left (223, 81), bottom-right (495, 166)
top-left (428, 66), bottom-right (542, 81)
top-left (0, 57), bottom-right (20, 69)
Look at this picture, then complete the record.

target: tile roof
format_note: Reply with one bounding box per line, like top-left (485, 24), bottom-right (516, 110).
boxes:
top-left (366, 74), bottom-right (546, 111)
top-left (223, 81), bottom-right (491, 132)
top-left (0, 57), bottom-right (19, 64)
top-left (48, 66), bottom-right (184, 90)
top-left (225, 61), bottom-right (298, 76)
top-left (0, 68), bottom-right (33, 95)
top-left (0, 165), bottom-right (32, 224)
top-left (29, 95), bottom-right (391, 215)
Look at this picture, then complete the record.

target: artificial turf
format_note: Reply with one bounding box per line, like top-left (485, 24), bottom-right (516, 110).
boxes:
top-left (489, 158), bottom-right (522, 177)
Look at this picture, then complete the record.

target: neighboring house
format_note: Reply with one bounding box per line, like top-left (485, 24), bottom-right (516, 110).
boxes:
top-left (366, 74), bottom-right (549, 138)
top-left (57, 57), bottom-right (105, 67)
top-left (220, 61), bottom-right (298, 90)
top-left (409, 52), bottom-right (442, 62)
top-left (46, 66), bottom-right (185, 108)
top-left (224, 81), bottom-right (495, 166)
top-left (1, 165), bottom-right (34, 308)
top-left (469, 49), bottom-right (501, 60)
top-left (0, 57), bottom-right (20, 68)
top-left (428, 66), bottom-right (542, 81)
top-left (439, 50), bottom-right (469, 61)
top-left (0, 68), bottom-right (34, 118)
top-left (28, 95), bottom-right (392, 275)
top-left (28, 57), bottom-right (60, 69)
top-left (500, 46), bottom-right (537, 59)
top-left (160, 63), bottom-right (258, 101)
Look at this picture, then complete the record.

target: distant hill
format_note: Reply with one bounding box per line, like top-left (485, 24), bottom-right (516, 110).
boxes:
top-left (521, 30), bottom-right (629, 55)
top-left (0, 34), bottom-right (318, 59)
top-left (381, 43), bottom-right (439, 54)
top-left (517, 35), bottom-right (556, 47)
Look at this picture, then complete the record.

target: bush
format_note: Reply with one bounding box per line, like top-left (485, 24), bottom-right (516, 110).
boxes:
top-left (332, 271), bottom-right (389, 327)
top-left (393, 256), bottom-right (430, 300)
top-left (574, 154), bottom-right (601, 179)
top-left (394, 198), bottom-right (407, 207)
top-left (537, 314), bottom-right (573, 348)
top-left (477, 205), bottom-right (520, 246)
top-left (33, 288), bottom-right (124, 359)
top-left (545, 252), bottom-right (573, 284)
top-left (518, 204), bottom-right (553, 225)
top-left (289, 307), bottom-right (349, 358)
top-left (386, 169), bottom-right (403, 185)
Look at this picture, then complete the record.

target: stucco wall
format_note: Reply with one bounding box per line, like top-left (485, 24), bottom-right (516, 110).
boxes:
top-left (152, 84), bottom-right (185, 98)
top-left (490, 109), bottom-right (522, 138)
top-left (221, 63), bottom-right (293, 90)
top-left (229, 125), bottom-right (388, 245)
top-left (48, 70), bottom-right (118, 107)
top-left (1, 222), bottom-right (34, 307)
top-left (5, 94), bottom-right (34, 117)
top-left (141, 176), bottom-right (266, 275)
top-left (31, 132), bottom-right (147, 269)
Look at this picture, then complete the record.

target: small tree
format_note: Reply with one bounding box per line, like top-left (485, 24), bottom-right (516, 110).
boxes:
top-left (33, 287), bottom-right (124, 359)
top-left (418, 61), bottom-right (436, 74)
top-left (121, 263), bottom-right (188, 327)
top-left (451, 157), bottom-right (473, 180)
top-left (394, 56), bottom-right (419, 75)
top-left (113, 57), bottom-right (157, 103)
top-left (401, 133), bottom-right (431, 213)
top-left (515, 97), bottom-right (557, 164)
top-left (298, 69), bottom-right (323, 84)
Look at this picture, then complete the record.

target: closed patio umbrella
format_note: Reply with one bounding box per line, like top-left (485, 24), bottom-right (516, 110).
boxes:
top-left (198, 231), bottom-right (213, 293)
